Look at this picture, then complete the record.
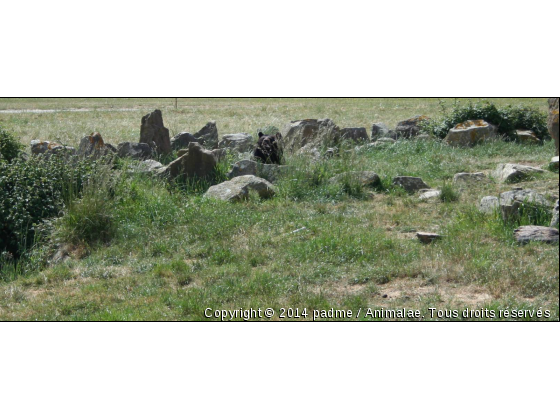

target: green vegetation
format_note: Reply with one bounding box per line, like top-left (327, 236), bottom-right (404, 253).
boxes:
top-left (421, 100), bottom-right (549, 142)
top-left (0, 125), bottom-right (25, 163)
top-left (0, 99), bottom-right (557, 321)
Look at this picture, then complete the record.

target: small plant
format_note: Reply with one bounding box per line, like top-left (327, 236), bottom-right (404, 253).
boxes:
top-left (421, 100), bottom-right (549, 142)
top-left (439, 183), bottom-right (460, 203)
top-left (0, 125), bottom-right (24, 163)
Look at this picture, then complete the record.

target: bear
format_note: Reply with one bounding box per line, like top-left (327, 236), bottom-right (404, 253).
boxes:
top-left (254, 132), bottom-right (283, 165)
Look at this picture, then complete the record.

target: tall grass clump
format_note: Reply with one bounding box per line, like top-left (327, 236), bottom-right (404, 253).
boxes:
top-left (0, 125), bottom-right (25, 163)
top-left (421, 100), bottom-right (548, 142)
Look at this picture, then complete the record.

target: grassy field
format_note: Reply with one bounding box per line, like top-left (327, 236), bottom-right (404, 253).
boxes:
top-left (0, 98), bottom-right (558, 321)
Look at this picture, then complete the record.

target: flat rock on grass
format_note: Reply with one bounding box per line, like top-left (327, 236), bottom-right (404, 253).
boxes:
top-left (493, 163), bottom-right (544, 183)
top-left (416, 232), bottom-right (442, 244)
top-left (329, 171), bottom-right (381, 188)
top-left (393, 176), bottom-right (430, 193)
top-left (204, 175), bottom-right (276, 202)
top-left (453, 172), bottom-right (488, 185)
top-left (418, 189), bottom-right (441, 201)
top-left (514, 226), bottom-right (559, 244)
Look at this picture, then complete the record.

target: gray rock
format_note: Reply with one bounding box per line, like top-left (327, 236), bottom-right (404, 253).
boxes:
top-left (551, 200), bottom-right (559, 227)
top-left (515, 129), bottom-right (541, 145)
top-left (340, 127), bottom-right (369, 142)
top-left (117, 142), bottom-right (152, 160)
top-left (227, 159), bottom-right (258, 179)
top-left (418, 189), bottom-right (441, 201)
top-left (77, 133), bottom-right (116, 159)
top-left (128, 159), bottom-right (163, 175)
top-left (324, 147), bottom-right (339, 158)
top-left (194, 121), bottom-right (219, 149)
top-left (281, 118), bottom-right (341, 153)
top-left (211, 148), bottom-right (227, 162)
top-left (160, 142), bottom-right (217, 180)
top-left (493, 163), bottom-right (545, 183)
top-left (514, 226), bottom-right (559, 244)
top-left (140, 110), bottom-right (171, 154)
top-left (393, 176), bottom-right (430, 193)
top-left (479, 196), bottom-right (500, 214)
top-left (445, 120), bottom-right (498, 147)
top-left (417, 232), bottom-right (442, 244)
top-left (204, 175), bottom-right (276, 202)
top-left (395, 115), bottom-right (430, 138)
top-left (453, 172), bottom-right (488, 185)
top-left (258, 164), bottom-right (289, 184)
top-left (371, 123), bottom-right (390, 139)
top-left (227, 159), bottom-right (288, 183)
top-left (329, 171), bottom-right (380, 188)
top-left (219, 133), bottom-right (254, 153)
top-left (548, 98), bottom-right (559, 156)
top-left (550, 156), bottom-right (559, 171)
top-left (296, 143), bottom-right (322, 161)
top-left (171, 132), bottom-right (197, 151)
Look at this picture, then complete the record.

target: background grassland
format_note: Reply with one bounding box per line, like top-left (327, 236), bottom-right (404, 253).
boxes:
top-left (0, 98), bottom-right (558, 321)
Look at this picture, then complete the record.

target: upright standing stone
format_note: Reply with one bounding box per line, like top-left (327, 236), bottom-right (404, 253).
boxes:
top-left (194, 121), bottom-right (219, 149)
top-left (140, 110), bottom-right (171, 155)
top-left (161, 142), bottom-right (216, 180)
top-left (548, 98), bottom-right (559, 156)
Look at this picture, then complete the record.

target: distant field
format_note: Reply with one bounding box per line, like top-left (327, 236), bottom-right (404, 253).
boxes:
top-left (0, 98), bottom-right (549, 148)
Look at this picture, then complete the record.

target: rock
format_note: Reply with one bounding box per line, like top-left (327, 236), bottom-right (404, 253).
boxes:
top-left (128, 159), bottom-right (164, 175)
top-left (77, 132), bottom-right (116, 159)
top-left (551, 200), bottom-right (559, 227)
top-left (445, 120), bottom-right (498, 147)
top-left (493, 163), bottom-right (545, 183)
top-left (395, 115), bottom-right (430, 139)
top-left (296, 144), bottom-right (322, 161)
top-left (324, 147), bottom-right (339, 158)
top-left (548, 98), bottom-right (559, 155)
top-left (479, 196), bottom-right (500, 214)
top-left (140, 109), bottom-right (171, 154)
top-left (194, 121), bottom-right (219, 149)
top-left (329, 171), bottom-right (381, 188)
top-left (46, 145), bottom-right (76, 157)
top-left (117, 142), bottom-right (153, 160)
top-left (211, 148), bottom-right (227, 162)
top-left (170, 132), bottom-right (197, 151)
top-left (340, 127), bottom-right (369, 142)
top-left (227, 159), bottom-right (258, 178)
top-left (371, 123), bottom-right (390, 139)
top-left (227, 159), bottom-right (288, 183)
top-left (550, 156), bottom-right (559, 171)
top-left (417, 232), bottom-right (442, 244)
top-left (219, 133), bottom-right (254, 153)
top-left (281, 118), bottom-right (341, 153)
top-left (514, 226), bottom-right (559, 244)
top-left (516, 129), bottom-right (541, 145)
top-left (418, 189), bottom-right (441, 201)
top-left (204, 175), bottom-right (276, 202)
top-left (453, 172), bottom-right (488, 185)
top-left (161, 142), bottom-right (217, 180)
top-left (30, 140), bottom-right (61, 155)
top-left (393, 176), bottom-right (430, 193)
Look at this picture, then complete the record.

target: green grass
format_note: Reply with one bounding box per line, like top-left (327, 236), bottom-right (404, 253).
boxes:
top-left (0, 98), bottom-right (558, 321)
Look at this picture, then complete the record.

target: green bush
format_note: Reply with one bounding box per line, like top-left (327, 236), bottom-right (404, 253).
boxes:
top-left (421, 100), bottom-right (549, 142)
top-left (0, 125), bottom-right (25, 163)
top-left (0, 155), bottom-right (97, 259)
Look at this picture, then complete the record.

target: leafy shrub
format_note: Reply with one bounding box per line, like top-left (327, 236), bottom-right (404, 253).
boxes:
top-left (0, 125), bottom-right (24, 163)
top-left (0, 155), bottom-right (97, 259)
top-left (421, 100), bottom-right (549, 142)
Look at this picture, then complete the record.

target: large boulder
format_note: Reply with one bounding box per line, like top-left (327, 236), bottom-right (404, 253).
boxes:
top-left (340, 127), bottom-right (370, 142)
top-left (393, 176), bottom-right (430, 193)
top-left (548, 98), bottom-right (559, 155)
top-left (395, 115), bottom-right (430, 138)
top-left (492, 163), bottom-right (544, 183)
top-left (219, 133), bottom-right (254, 153)
top-left (329, 171), bottom-right (380, 188)
top-left (281, 118), bottom-right (341, 153)
top-left (194, 121), bottom-right (219, 149)
top-left (453, 172), bottom-right (489, 185)
top-left (371, 123), bottom-right (390, 139)
top-left (227, 159), bottom-right (258, 178)
top-left (204, 175), bottom-right (276, 202)
top-left (445, 120), bottom-right (498, 147)
top-left (140, 109), bottom-right (171, 155)
top-left (160, 142), bottom-right (217, 180)
top-left (227, 159), bottom-right (288, 184)
top-left (514, 226), bottom-right (559, 244)
top-left (77, 132), bottom-right (116, 159)
top-left (170, 132), bottom-right (197, 151)
top-left (117, 142), bottom-right (153, 160)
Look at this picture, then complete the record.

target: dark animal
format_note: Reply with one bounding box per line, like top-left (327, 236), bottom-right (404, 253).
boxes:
top-left (254, 132), bottom-right (283, 164)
